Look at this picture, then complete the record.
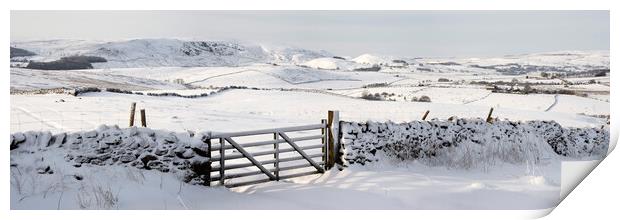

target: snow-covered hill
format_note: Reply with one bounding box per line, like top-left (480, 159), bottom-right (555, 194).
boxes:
top-left (10, 39), bottom-right (609, 77)
top-left (301, 57), bottom-right (363, 70)
top-left (352, 53), bottom-right (392, 66)
top-left (416, 51), bottom-right (610, 76)
top-left (10, 39), bottom-right (332, 68)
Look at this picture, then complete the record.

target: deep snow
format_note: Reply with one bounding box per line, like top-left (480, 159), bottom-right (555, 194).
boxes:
top-left (10, 124), bottom-right (565, 210)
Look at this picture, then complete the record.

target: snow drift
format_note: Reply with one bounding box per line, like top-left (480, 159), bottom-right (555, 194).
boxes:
top-left (341, 119), bottom-right (608, 169)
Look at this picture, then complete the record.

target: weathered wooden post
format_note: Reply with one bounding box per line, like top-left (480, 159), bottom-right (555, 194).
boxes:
top-left (219, 138), bottom-right (225, 186)
top-left (273, 132), bottom-right (280, 181)
top-left (327, 111), bottom-right (334, 169)
top-left (140, 109), bottom-right (147, 127)
top-left (422, 110), bottom-right (430, 120)
top-left (205, 133), bottom-right (212, 187)
top-left (486, 108), bottom-right (494, 123)
top-left (321, 119), bottom-right (327, 169)
top-left (327, 110), bottom-right (340, 169)
top-left (129, 102), bottom-right (136, 127)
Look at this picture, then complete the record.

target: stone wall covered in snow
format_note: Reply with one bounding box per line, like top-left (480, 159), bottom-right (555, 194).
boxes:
top-left (10, 125), bottom-right (213, 185)
top-left (10, 119), bottom-right (610, 183)
top-left (341, 119), bottom-right (608, 168)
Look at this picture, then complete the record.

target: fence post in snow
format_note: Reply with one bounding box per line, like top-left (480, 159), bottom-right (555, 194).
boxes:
top-left (205, 132), bottom-right (212, 187)
top-left (333, 111), bottom-right (341, 168)
top-left (129, 102), bottom-right (136, 127)
top-left (327, 110), bottom-right (340, 169)
top-left (486, 108), bottom-right (494, 123)
top-left (422, 110), bottom-right (430, 120)
top-left (327, 111), bottom-right (334, 169)
top-left (321, 119), bottom-right (327, 169)
top-left (219, 138), bottom-right (226, 186)
top-left (140, 109), bottom-right (147, 127)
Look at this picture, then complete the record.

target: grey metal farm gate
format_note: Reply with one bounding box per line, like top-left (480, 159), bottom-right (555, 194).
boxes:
top-left (202, 113), bottom-right (340, 188)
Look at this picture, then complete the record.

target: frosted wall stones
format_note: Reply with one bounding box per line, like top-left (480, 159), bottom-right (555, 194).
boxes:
top-left (341, 119), bottom-right (608, 167)
top-left (10, 125), bottom-right (212, 185)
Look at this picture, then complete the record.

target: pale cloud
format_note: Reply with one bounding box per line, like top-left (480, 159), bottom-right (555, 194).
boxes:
top-left (10, 11), bottom-right (609, 57)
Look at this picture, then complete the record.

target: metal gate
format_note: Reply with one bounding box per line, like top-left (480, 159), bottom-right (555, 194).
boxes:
top-left (203, 119), bottom-right (336, 188)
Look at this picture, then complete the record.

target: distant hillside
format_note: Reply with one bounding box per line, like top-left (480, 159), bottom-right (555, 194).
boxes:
top-left (10, 39), bottom-right (332, 68)
top-left (10, 47), bottom-right (36, 58)
top-left (26, 55), bottom-right (107, 70)
top-left (9, 39), bottom-right (609, 77)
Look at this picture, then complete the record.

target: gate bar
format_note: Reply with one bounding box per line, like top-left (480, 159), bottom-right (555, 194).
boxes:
top-left (278, 132), bottom-right (324, 173)
top-left (225, 137), bottom-right (277, 180)
top-left (210, 153), bottom-right (324, 171)
top-left (210, 124), bottom-right (325, 138)
top-left (210, 144), bottom-right (323, 161)
top-left (211, 162), bottom-right (324, 181)
top-left (210, 135), bottom-right (323, 151)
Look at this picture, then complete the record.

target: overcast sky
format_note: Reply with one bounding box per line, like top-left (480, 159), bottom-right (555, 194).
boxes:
top-left (11, 11), bottom-right (609, 57)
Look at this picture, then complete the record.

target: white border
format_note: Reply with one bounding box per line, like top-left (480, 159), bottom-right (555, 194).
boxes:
top-left (2, 1), bottom-right (616, 220)
top-left (4, 0), bottom-right (615, 10)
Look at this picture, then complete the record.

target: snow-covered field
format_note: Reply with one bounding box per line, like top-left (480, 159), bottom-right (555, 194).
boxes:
top-left (10, 68), bottom-right (186, 91)
top-left (9, 39), bottom-right (610, 210)
top-left (10, 90), bottom-right (606, 134)
top-left (9, 159), bottom-right (561, 210)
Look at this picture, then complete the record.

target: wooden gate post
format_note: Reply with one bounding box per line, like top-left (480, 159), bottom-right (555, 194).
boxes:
top-left (321, 119), bottom-right (327, 169)
top-left (205, 133), bottom-right (212, 187)
top-left (129, 102), bottom-right (136, 127)
top-left (327, 111), bottom-right (334, 169)
top-left (327, 110), bottom-right (340, 169)
top-left (486, 108), bottom-right (494, 123)
top-left (219, 138), bottom-right (225, 186)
